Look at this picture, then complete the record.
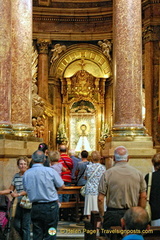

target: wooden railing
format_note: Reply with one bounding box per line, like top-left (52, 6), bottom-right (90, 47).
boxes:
top-left (58, 186), bottom-right (84, 222)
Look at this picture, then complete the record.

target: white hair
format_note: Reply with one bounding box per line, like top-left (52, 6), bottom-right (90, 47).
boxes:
top-left (69, 149), bottom-right (76, 156)
top-left (114, 146), bottom-right (128, 161)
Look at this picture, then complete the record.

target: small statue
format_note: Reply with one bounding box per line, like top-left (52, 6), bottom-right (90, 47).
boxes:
top-left (50, 44), bottom-right (66, 63)
top-left (32, 83), bottom-right (45, 118)
top-left (98, 39), bottom-right (112, 61)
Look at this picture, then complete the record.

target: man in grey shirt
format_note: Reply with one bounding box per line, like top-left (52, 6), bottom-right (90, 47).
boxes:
top-left (98, 146), bottom-right (146, 238)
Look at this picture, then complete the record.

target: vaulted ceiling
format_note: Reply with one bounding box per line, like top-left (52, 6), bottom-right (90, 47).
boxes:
top-left (33, 0), bottom-right (157, 42)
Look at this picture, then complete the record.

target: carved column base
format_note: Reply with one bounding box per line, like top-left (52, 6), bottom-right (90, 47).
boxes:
top-left (112, 126), bottom-right (147, 137)
top-left (0, 123), bottom-right (13, 135)
top-left (12, 124), bottom-right (33, 137)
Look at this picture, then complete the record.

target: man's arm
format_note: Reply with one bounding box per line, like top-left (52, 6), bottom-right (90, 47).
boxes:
top-left (138, 191), bottom-right (147, 208)
top-left (98, 192), bottom-right (105, 219)
top-left (58, 184), bottom-right (65, 190)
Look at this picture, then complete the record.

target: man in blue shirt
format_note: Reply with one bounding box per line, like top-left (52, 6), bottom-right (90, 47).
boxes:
top-left (121, 207), bottom-right (149, 240)
top-left (23, 150), bottom-right (65, 240)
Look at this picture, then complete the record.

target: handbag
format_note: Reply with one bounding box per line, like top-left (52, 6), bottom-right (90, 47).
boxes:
top-left (80, 185), bottom-right (86, 197)
top-left (20, 195), bottom-right (32, 209)
top-left (80, 164), bottom-right (101, 197)
top-left (145, 172), bottom-right (152, 222)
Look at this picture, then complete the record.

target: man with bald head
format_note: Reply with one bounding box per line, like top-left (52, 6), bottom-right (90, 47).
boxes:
top-left (121, 207), bottom-right (149, 239)
top-left (98, 146), bottom-right (146, 233)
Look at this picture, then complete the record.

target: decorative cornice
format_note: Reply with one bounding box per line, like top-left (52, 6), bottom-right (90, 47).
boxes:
top-left (33, 16), bottom-right (111, 22)
top-left (142, 26), bottom-right (154, 43)
top-left (142, 0), bottom-right (160, 4)
top-left (33, 0), bottom-right (111, 8)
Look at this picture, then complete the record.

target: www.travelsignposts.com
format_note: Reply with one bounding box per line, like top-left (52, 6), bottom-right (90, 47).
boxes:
top-left (59, 228), bottom-right (153, 235)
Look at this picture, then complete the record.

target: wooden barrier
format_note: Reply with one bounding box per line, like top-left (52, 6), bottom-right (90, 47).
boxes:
top-left (58, 186), bottom-right (84, 222)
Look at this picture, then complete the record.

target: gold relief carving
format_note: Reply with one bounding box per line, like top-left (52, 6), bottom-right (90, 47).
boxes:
top-left (69, 70), bottom-right (95, 98)
top-left (50, 44), bottom-right (66, 63)
top-left (43, 99), bottom-right (54, 117)
top-left (98, 39), bottom-right (112, 62)
top-left (32, 100), bottom-right (54, 138)
top-left (70, 100), bottom-right (95, 114)
top-left (32, 116), bottom-right (45, 138)
top-left (32, 84), bottom-right (45, 118)
top-left (37, 39), bottom-right (51, 54)
top-left (99, 123), bottom-right (110, 149)
top-left (50, 45), bottom-right (112, 79)
top-left (64, 69), bottom-right (106, 102)
top-left (32, 46), bottom-right (45, 118)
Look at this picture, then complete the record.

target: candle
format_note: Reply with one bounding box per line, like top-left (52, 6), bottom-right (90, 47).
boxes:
top-left (48, 131), bottom-right (51, 143)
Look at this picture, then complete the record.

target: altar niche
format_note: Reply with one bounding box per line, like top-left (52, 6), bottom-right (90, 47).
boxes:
top-left (69, 100), bottom-right (96, 153)
top-left (61, 68), bottom-right (107, 152)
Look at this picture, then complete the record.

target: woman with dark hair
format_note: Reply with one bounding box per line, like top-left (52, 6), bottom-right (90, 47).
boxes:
top-left (38, 143), bottom-right (50, 167)
top-left (145, 152), bottom-right (160, 226)
top-left (0, 156), bottom-right (31, 240)
top-left (30, 143), bottom-right (50, 167)
top-left (76, 150), bottom-right (89, 187)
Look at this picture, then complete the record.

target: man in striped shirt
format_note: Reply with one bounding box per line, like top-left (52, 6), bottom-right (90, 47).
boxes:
top-left (58, 145), bottom-right (73, 202)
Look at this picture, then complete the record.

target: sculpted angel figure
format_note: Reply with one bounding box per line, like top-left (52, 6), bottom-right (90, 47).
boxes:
top-left (50, 43), bottom-right (66, 63)
top-left (98, 39), bottom-right (112, 61)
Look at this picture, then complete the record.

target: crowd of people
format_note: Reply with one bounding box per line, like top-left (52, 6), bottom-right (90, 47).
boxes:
top-left (0, 143), bottom-right (160, 240)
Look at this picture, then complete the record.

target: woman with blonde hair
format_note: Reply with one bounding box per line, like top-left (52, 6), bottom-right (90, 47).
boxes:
top-left (49, 150), bottom-right (66, 175)
top-left (83, 151), bottom-right (106, 220)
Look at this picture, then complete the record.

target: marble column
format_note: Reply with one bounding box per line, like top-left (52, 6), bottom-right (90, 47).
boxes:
top-left (0, 0), bottom-right (12, 134)
top-left (37, 39), bottom-right (51, 101)
top-left (112, 0), bottom-right (145, 136)
top-left (11, 0), bottom-right (33, 136)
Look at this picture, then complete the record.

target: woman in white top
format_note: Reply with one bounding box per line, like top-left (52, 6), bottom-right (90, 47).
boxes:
top-left (83, 151), bottom-right (106, 220)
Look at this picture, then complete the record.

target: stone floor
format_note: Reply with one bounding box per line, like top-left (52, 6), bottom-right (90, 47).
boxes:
top-left (4, 220), bottom-right (85, 240)
top-left (57, 221), bottom-right (85, 240)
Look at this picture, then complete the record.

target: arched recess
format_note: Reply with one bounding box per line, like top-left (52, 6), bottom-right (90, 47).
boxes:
top-left (49, 43), bottom-right (112, 151)
top-left (50, 43), bottom-right (112, 79)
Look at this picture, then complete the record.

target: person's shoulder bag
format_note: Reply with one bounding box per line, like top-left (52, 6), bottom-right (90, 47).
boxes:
top-left (80, 164), bottom-right (101, 197)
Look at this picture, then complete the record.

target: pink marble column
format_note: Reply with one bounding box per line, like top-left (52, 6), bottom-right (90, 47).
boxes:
top-left (0, 0), bottom-right (12, 134)
top-left (37, 39), bottom-right (50, 101)
top-left (11, 0), bottom-right (33, 136)
top-left (113, 0), bottom-right (145, 136)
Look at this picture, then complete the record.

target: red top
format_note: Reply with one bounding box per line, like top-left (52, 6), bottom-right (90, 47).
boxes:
top-left (59, 154), bottom-right (73, 182)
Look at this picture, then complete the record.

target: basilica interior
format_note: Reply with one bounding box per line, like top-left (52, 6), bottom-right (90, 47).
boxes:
top-left (0, 0), bottom-right (160, 188)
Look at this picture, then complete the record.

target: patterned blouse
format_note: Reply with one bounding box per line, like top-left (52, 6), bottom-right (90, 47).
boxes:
top-left (84, 163), bottom-right (106, 195)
